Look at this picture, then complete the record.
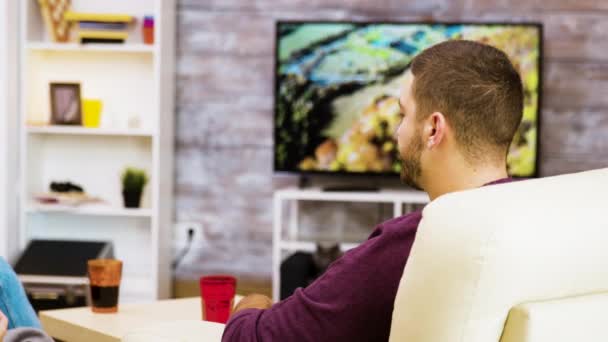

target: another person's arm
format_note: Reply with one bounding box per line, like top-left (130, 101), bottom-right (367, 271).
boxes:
top-left (0, 309), bottom-right (53, 342)
top-left (0, 310), bottom-right (7, 341)
top-left (0, 258), bottom-right (40, 329)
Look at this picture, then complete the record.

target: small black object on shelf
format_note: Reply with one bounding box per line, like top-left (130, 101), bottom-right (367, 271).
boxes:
top-left (50, 181), bottom-right (84, 193)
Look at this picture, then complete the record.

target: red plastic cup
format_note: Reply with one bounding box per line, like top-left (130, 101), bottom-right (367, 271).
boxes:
top-left (199, 275), bottom-right (236, 323)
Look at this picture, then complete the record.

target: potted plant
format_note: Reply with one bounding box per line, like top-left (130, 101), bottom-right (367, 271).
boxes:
top-left (121, 167), bottom-right (148, 208)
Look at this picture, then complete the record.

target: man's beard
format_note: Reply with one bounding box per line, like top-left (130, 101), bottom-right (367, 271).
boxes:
top-left (399, 133), bottom-right (424, 191)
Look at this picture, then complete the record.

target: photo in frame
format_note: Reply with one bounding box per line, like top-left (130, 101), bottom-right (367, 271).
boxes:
top-left (50, 82), bottom-right (82, 125)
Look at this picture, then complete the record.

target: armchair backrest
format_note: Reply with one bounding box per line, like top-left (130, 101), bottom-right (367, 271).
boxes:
top-left (389, 168), bottom-right (608, 341)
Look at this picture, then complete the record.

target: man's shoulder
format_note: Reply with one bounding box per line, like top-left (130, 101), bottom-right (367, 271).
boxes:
top-left (369, 209), bottom-right (424, 239)
top-left (383, 209), bottom-right (424, 229)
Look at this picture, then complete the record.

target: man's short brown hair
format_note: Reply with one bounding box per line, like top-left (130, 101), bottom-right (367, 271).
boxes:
top-left (410, 40), bottom-right (523, 162)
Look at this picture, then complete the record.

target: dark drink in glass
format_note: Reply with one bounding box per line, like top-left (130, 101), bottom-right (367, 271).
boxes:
top-left (90, 285), bottom-right (120, 309)
top-left (88, 259), bottom-right (122, 313)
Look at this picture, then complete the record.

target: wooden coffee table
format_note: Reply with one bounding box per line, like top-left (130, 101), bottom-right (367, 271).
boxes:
top-left (40, 296), bottom-right (242, 342)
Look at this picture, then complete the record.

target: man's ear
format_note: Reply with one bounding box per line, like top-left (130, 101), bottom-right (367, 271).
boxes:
top-left (425, 112), bottom-right (447, 149)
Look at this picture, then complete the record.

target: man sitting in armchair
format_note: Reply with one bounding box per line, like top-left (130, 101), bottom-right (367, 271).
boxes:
top-left (223, 40), bottom-right (524, 341)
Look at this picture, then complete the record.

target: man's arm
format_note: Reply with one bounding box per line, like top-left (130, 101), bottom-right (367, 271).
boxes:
top-left (221, 220), bottom-right (417, 342)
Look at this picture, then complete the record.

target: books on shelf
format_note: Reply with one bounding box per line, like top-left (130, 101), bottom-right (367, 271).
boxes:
top-left (63, 11), bottom-right (134, 44)
top-left (64, 12), bottom-right (134, 23)
top-left (78, 30), bottom-right (129, 44)
top-left (78, 22), bottom-right (128, 31)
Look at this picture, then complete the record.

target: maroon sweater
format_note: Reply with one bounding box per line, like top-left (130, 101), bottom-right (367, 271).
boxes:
top-left (223, 179), bottom-right (511, 341)
top-left (223, 211), bottom-right (421, 342)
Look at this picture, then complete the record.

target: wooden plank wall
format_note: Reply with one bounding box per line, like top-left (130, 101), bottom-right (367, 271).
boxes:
top-left (173, 0), bottom-right (608, 281)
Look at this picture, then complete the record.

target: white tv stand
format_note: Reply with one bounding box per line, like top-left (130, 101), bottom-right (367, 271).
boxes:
top-left (272, 187), bottom-right (429, 301)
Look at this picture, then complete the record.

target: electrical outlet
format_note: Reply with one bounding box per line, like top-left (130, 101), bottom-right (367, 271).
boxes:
top-left (174, 221), bottom-right (204, 245)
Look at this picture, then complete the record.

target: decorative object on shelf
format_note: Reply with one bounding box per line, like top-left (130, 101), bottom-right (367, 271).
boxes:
top-left (64, 11), bottom-right (134, 44)
top-left (50, 181), bottom-right (84, 193)
top-left (37, 0), bottom-right (72, 42)
top-left (142, 16), bottom-right (154, 45)
top-left (127, 114), bottom-right (141, 129)
top-left (82, 99), bottom-right (103, 128)
top-left (121, 167), bottom-right (148, 208)
top-left (50, 82), bottom-right (82, 125)
top-left (34, 181), bottom-right (101, 206)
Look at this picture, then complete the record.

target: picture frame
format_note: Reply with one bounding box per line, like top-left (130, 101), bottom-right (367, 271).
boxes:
top-left (50, 82), bottom-right (82, 125)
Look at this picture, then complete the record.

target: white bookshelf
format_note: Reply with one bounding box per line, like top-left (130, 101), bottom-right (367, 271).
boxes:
top-left (272, 187), bottom-right (430, 301)
top-left (19, 0), bottom-right (175, 303)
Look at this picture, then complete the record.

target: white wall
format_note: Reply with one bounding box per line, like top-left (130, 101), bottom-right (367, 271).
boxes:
top-left (0, 0), bottom-right (20, 262)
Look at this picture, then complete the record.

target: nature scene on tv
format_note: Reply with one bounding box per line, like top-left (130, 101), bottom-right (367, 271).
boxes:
top-left (275, 23), bottom-right (540, 177)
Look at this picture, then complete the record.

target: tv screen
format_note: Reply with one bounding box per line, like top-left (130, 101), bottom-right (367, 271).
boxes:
top-left (274, 22), bottom-right (542, 177)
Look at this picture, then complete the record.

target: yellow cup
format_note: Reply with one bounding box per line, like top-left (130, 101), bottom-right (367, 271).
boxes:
top-left (82, 99), bottom-right (103, 128)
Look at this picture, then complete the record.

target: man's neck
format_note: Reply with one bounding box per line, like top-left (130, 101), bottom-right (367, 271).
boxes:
top-left (423, 164), bottom-right (508, 201)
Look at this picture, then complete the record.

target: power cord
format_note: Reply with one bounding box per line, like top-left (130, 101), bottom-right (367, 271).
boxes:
top-left (172, 228), bottom-right (195, 270)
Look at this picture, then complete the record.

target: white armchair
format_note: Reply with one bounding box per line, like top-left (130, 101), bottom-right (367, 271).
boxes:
top-left (390, 168), bottom-right (608, 342)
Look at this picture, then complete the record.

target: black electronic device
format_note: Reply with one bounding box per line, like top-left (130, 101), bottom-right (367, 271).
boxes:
top-left (14, 240), bottom-right (114, 312)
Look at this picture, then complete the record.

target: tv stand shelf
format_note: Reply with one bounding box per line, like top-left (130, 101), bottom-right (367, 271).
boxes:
top-left (272, 187), bottom-right (429, 301)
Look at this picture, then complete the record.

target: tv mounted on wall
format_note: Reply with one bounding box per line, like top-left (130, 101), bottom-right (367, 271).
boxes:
top-left (274, 21), bottom-right (542, 178)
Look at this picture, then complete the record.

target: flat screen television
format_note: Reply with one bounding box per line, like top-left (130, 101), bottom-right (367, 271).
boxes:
top-left (274, 21), bottom-right (542, 178)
